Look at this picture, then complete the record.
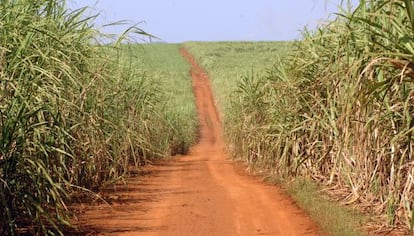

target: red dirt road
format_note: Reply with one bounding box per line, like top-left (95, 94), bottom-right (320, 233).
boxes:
top-left (78, 49), bottom-right (324, 236)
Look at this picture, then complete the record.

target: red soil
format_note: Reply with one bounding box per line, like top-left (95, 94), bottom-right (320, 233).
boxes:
top-left (76, 48), bottom-right (324, 236)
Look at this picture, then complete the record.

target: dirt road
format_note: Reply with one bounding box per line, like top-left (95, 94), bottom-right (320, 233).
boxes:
top-left (79, 49), bottom-right (323, 236)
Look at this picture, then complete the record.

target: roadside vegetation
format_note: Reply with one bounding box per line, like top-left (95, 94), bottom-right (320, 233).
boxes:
top-left (137, 44), bottom-right (197, 155)
top-left (3, 0), bottom-right (413, 234)
top-left (183, 41), bottom-right (293, 118)
top-left (204, 0), bottom-right (413, 234)
top-left (0, 1), bottom-right (195, 235)
top-left (184, 41), bottom-right (367, 235)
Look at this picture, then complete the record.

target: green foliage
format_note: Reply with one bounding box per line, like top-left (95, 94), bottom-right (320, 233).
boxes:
top-left (226, 0), bottom-right (414, 232)
top-left (287, 179), bottom-right (366, 236)
top-left (0, 1), bottom-right (94, 234)
top-left (0, 1), bottom-right (196, 235)
top-left (134, 44), bottom-right (197, 154)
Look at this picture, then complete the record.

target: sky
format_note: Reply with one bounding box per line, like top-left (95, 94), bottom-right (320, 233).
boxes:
top-left (67, 0), bottom-right (354, 43)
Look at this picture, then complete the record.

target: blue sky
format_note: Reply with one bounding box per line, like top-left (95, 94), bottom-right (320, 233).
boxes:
top-left (68, 0), bottom-right (354, 43)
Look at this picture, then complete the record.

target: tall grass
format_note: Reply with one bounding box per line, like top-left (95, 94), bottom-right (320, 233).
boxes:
top-left (136, 44), bottom-right (197, 155)
top-left (228, 0), bottom-right (414, 232)
top-left (0, 1), bottom-right (193, 235)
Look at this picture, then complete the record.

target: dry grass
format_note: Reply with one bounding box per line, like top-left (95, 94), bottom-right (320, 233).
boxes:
top-left (0, 1), bottom-right (195, 235)
top-left (226, 0), bottom-right (414, 233)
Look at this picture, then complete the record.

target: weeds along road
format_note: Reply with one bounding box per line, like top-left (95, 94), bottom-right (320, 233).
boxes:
top-left (79, 49), bottom-right (324, 236)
